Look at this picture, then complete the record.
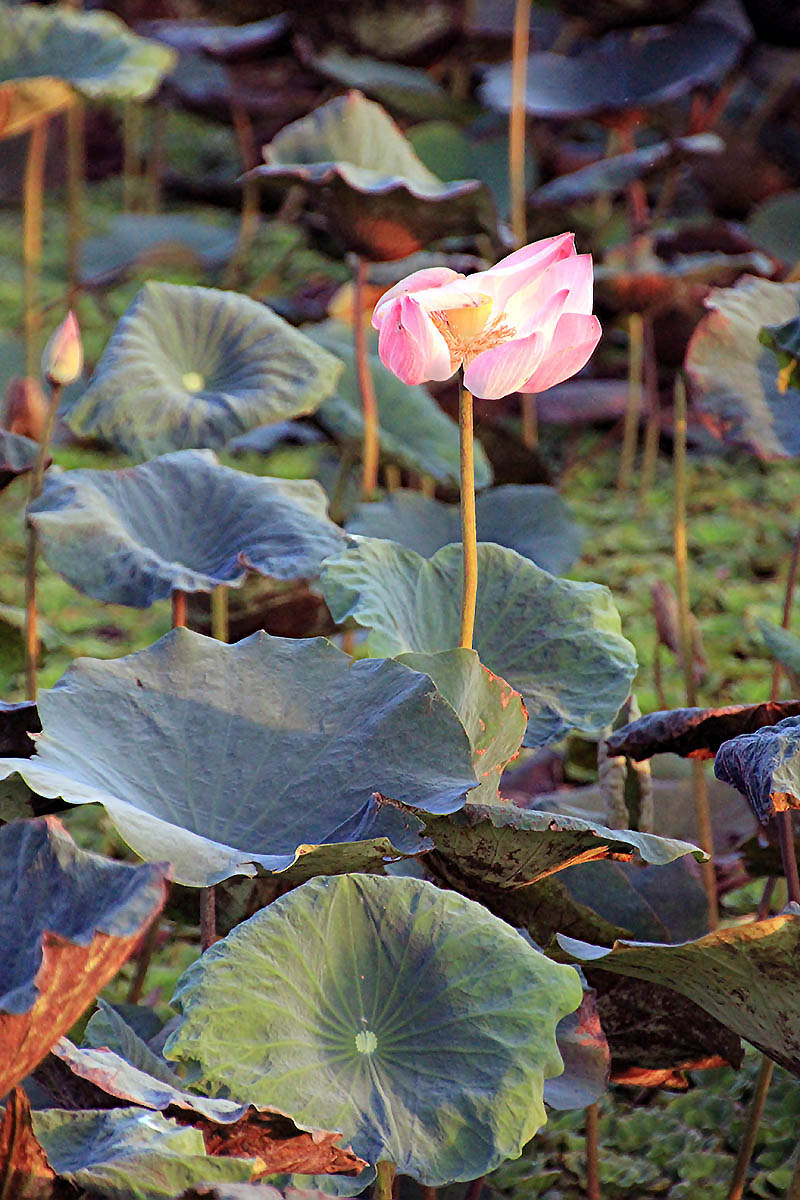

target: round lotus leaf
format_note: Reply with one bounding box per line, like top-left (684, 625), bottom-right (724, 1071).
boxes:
top-left (0, 5), bottom-right (176, 101)
top-left (322, 540), bottom-right (637, 748)
top-left (0, 428), bottom-right (40, 491)
top-left (0, 628), bottom-right (477, 887)
top-left (249, 90), bottom-right (497, 261)
top-left (685, 275), bottom-right (800, 459)
top-left (306, 320), bottom-right (492, 489)
top-left (62, 283), bottom-right (344, 458)
top-left (79, 214), bottom-right (238, 287)
top-left (27, 450), bottom-right (345, 607)
top-left (0, 77), bottom-right (73, 140)
top-left (479, 19), bottom-right (742, 119)
top-left (346, 486), bottom-right (582, 574)
top-left (165, 874), bottom-right (583, 1184)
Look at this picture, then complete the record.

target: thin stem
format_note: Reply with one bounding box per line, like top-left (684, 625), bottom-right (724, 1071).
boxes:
top-left (373, 1161), bottom-right (396, 1200)
top-left (24, 382), bottom-right (61, 700)
top-left (122, 102), bottom-right (143, 211)
top-left (127, 915), bottom-right (161, 1004)
top-left (200, 886), bottom-right (217, 952)
top-left (636, 318), bottom-right (660, 515)
top-left (770, 525), bottom-right (800, 701)
top-left (354, 256), bottom-right (380, 499)
top-left (384, 465), bottom-right (401, 491)
top-left (225, 100), bottom-right (261, 286)
top-left (521, 393), bottom-right (538, 449)
top-left (788, 1144), bottom-right (800, 1200)
top-left (727, 1055), bottom-right (774, 1200)
top-left (777, 811), bottom-right (800, 904)
top-left (464, 1179), bottom-right (485, 1200)
top-left (23, 118), bottom-right (49, 378)
top-left (585, 1102), bottom-right (601, 1200)
top-left (674, 373), bottom-right (718, 927)
top-left (420, 1188), bottom-right (437, 1200)
top-left (459, 379), bottom-right (478, 650)
top-left (172, 590), bottom-right (188, 629)
top-left (509, 0), bottom-right (531, 248)
top-left (617, 313), bottom-right (644, 494)
top-left (758, 877), bottom-right (777, 921)
top-left (211, 586), bottom-right (229, 642)
top-left (145, 103), bottom-right (166, 214)
top-left (65, 99), bottom-right (85, 305)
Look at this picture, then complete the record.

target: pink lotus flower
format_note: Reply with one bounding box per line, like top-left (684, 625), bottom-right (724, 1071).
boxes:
top-left (371, 233), bottom-right (601, 400)
top-left (41, 310), bottom-right (83, 387)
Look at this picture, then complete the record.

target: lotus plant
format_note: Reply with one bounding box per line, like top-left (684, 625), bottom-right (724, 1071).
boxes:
top-left (372, 232), bottom-right (601, 648)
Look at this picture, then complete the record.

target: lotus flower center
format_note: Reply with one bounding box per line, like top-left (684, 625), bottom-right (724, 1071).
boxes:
top-left (182, 371), bottom-right (205, 392)
top-left (430, 293), bottom-right (516, 371)
top-left (355, 1029), bottom-right (378, 1055)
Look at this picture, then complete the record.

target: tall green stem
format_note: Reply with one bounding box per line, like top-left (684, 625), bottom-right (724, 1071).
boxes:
top-left (66, 98), bottom-right (85, 305)
top-left (617, 312), bottom-right (643, 493)
top-left (211, 585), bottom-right (229, 643)
top-left (373, 1161), bottom-right (396, 1200)
top-left (354, 256), bottom-right (380, 499)
top-left (24, 382), bottom-right (61, 700)
top-left (585, 1101), bottom-right (601, 1199)
top-left (727, 1055), bottom-right (775, 1200)
top-left (23, 118), bottom-right (49, 378)
top-left (673, 373), bottom-right (718, 928)
top-left (509, 0), bottom-right (531, 249)
top-left (459, 378), bottom-right (478, 650)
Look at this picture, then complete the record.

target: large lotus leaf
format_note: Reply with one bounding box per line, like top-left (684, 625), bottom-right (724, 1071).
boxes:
top-left (0, 628), bottom-right (477, 887)
top-left (0, 5), bottom-right (176, 101)
top-left (27, 451), bottom-right (346, 607)
top-left (80, 215), bottom-right (238, 287)
top-left (748, 190), bottom-right (800, 266)
top-left (479, 19), bottom-right (743, 118)
top-left (346, 486), bottom-right (582, 574)
top-left (714, 715), bottom-right (800, 824)
top-left (560, 908), bottom-right (800, 1076)
top-left (545, 990), bottom-right (610, 1111)
top-left (394, 649), bottom-right (527, 803)
top-left (30, 1107), bottom-right (258, 1200)
top-left (0, 428), bottom-right (40, 492)
top-left (0, 817), bottom-right (168, 1096)
top-left (308, 51), bottom-right (464, 122)
top-left (62, 283), bottom-right (344, 459)
top-left (0, 76), bottom-right (72, 140)
top-left (164, 874), bottom-right (583, 1185)
top-left (138, 15), bottom-right (290, 61)
top-left (307, 321), bottom-right (492, 489)
top-left (321, 540), bottom-right (637, 747)
top-left (420, 801), bottom-right (704, 890)
top-left (607, 700), bottom-right (800, 762)
top-left (249, 91), bottom-right (497, 260)
top-left (530, 133), bottom-right (723, 207)
top-left (685, 275), bottom-right (800, 460)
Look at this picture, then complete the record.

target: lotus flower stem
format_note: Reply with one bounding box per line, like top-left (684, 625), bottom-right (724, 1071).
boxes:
top-left (673, 373), bottom-right (718, 928)
top-left (373, 1161), bottom-right (396, 1200)
top-left (585, 1102), bottom-right (601, 1199)
top-left (354, 256), bottom-right (380, 498)
top-left (459, 376), bottom-right (478, 650)
top-left (725, 1056), bottom-right (775, 1200)
top-left (172, 590), bottom-right (188, 629)
top-left (66, 98), bottom-right (86, 305)
top-left (520, 394), bottom-right (538, 449)
top-left (23, 117), bottom-right (49, 378)
top-left (24, 382), bottom-right (61, 700)
top-left (211, 586), bottom-right (229, 643)
top-left (509, 0), bottom-right (531, 251)
top-left (200, 885), bottom-right (217, 952)
top-left (617, 313), bottom-right (644, 493)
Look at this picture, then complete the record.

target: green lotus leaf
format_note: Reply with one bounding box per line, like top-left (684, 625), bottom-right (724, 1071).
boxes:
top-left (165, 874), bottom-right (583, 1184)
top-left (138, 15), bottom-right (289, 60)
top-left (31, 1107), bottom-right (257, 1200)
top-left (346, 485), bottom-right (582, 574)
top-left (545, 989), bottom-right (610, 1111)
top-left (80, 214), bottom-right (238, 287)
top-left (394, 649), bottom-right (527, 803)
top-left (714, 714), bottom-right (800, 824)
top-left (309, 50), bottom-right (465, 121)
top-left (0, 4), bottom-right (176, 101)
top-left (748, 190), bottom-right (800, 266)
top-left (479, 19), bottom-right (742, 118)
top-left (409, 121), bottom-right (537, 220)
top-left (307, 320), bottom-right (492, 488)
top-left (63, 283), bottom-right (344, 458)
top-left (0, 816), bottom-right (168, 1096)
top-left (0, 428), bottom-right (40, 491)
top-left (420, 801), bottom-right (705, 889)
top-left (0, 628), bottom-right (477, 887)
top-left (248, 90), bottom-right (497, 260)
top-left (685, 275), bottom-right (800, 460)
top-left (559, 907), bottom-right (800, 1076)
top-left (321, 540), bottom-right (637, 747)
top-left (27, 451), bottom-right (345, 607)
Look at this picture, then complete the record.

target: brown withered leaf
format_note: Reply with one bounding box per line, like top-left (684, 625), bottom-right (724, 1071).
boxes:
top-left (177, 1110), bottom-right (368, 1177)
top-left (606, 701), bottom-right (800, 762)
top-left (0, 1088), bottom-right (61, 1200)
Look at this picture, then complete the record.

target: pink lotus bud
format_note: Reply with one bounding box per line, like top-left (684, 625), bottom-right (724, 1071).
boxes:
top-left (41, 311), bottom-right (83, 387)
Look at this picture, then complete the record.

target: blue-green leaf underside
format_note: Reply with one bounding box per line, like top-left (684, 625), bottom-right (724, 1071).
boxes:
top-left (165, 874), bottom-right (583, 1185)
top-left (28, 450), bottom-right (345, 607)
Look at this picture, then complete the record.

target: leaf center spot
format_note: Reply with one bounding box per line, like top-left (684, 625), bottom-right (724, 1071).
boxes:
top-left (355, 1029), bottom-right (378, 1055)
top-left (182, 371), bottom-right (205, 392)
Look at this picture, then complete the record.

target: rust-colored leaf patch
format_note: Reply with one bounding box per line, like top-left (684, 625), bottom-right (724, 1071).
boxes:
top-left (0, 1088), bottom-right (60, 1200)
top-left (180, 1109), bottom-right (369, 1177)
